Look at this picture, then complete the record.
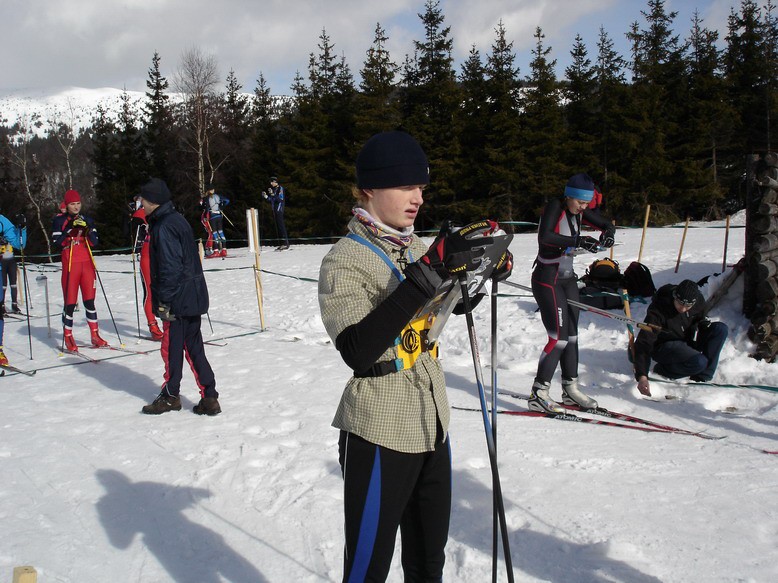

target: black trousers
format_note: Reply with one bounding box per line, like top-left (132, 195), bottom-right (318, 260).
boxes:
top-left (339, 431), bottom-right (451, 583)
top-left (161, 315), bottom-right (217, 399)
top-left (532, 267), bottom-right (580, 383)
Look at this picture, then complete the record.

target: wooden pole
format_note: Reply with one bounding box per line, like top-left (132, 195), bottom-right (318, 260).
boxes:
top-left (722, 215), bottom-right (731, 272)
top-left (637, 204), bottom-right (651, 263)
top-left (609, 220), bottom-right (616, 261)
top-left (247, 208), bottom-right (266, 331)
top-left (674, 216), bottom-right (690, 273)
top-left (13, 566), bottom-right (37, 583)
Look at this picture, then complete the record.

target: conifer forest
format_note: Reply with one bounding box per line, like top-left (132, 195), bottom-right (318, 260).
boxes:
top-left (2, 0), bottom-right (777, 255)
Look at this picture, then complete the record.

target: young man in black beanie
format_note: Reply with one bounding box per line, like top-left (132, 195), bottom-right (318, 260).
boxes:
top-left (634, 279), bottom-right (729, 396)
top-left (318, 131), bottom-right (508, 582)
top-left (139, 178), bottom-right (220, 416)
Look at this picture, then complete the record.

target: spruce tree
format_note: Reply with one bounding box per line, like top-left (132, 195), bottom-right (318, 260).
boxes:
top-left (355, 23), bottom-right (401, 144)
top-left (142, 51), bottom-right (174, 183)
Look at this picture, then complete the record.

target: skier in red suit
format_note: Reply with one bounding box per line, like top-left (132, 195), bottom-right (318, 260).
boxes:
top-left (130, 199), bottom-right (164, 341)
top-left (51, 189), bottom-right (108, 351)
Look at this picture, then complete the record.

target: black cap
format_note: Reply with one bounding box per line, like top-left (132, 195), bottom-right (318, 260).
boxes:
top-left (140, 178), bottom-right (171, 205)
top-left (356, 131), bottom-right (429, 189)
top-left (673, 279), bottom-right (699, 306)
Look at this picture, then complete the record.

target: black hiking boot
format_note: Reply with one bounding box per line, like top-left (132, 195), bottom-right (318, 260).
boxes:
top-left (193, 397), bottom-right (221, 416)
top-left (142, 391), bottom-right (182, 415)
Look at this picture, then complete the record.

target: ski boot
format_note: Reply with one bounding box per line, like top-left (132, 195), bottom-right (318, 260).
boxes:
top-left (528, 380), bottom-right (564, 414)
top-left (0, 347), bottom-right (8, 367)
top-left (11, 303), bottom-right (22, 314)
top-left (561, 377), bottom-right (598, 409)
top-left (88, 323), bottom-right (109, 347)
top-left (219, 248), bottom-right (228, 257)
top-left (148, 321), bottom-right (164, 341)
top-left (63, 330), bottom-right (79, 352)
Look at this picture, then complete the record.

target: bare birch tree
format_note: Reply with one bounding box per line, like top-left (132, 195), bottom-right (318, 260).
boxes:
top-left (173, 46), bottom-right (221, 194)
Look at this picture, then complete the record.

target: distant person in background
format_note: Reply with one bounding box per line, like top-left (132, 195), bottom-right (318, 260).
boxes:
top-left (263, 176), bottom-right (289, 250)
top-left (51, 189), bottom-right (108, 352)
top-left (200, 184), bottom-right (229, 258)
top-left (0, 210), bottom-right (27, 315)
top-left (139, 178), bottom-right (220, 416)
top-left (588, 186), bottom-right (604, 214)
top-left (634, 279), bottom-right (729, 397)
top-left (528, 173), bottom-right (616, 414)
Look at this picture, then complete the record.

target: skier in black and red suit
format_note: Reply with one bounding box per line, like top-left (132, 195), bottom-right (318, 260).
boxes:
top-left (130, 196), bottom-right (164, 341)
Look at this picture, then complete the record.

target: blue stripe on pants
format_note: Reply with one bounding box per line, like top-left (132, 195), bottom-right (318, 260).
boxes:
top-left (348, 448), bottom-right (381, 583)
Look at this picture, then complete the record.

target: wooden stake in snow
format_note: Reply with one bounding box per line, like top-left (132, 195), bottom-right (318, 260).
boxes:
top-left (638, 205), bottom-right (651, 263)
top-left (674, 216), bottom-right (690, 273)
top-left (722, 214), bottom-right (731, 272)
top-left (13, 566), bottom-right (37, 583)
top-left (247, 208), bottom-right (266, 331)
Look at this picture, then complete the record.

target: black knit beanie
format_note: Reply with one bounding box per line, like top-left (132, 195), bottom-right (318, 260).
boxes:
top-left (140, 178), bottom-right (172, 205)
top-left (356, 131), bottom-right (429, 189)
top-left (673, 279), bottom-right (699, 305)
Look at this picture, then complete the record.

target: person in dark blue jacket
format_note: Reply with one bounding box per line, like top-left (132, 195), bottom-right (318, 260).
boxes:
top-left (138, 178), bottom-right (220, 416)
top-left (263, 176), bottom-right (289, 250)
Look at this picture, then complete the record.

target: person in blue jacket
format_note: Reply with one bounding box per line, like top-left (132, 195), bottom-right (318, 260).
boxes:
top-left (0, 211), bottom-right (27, 316)
top-left (138, 178), bottom-right (220, 416)
top-left (263, 176), bottom-right (289, 250)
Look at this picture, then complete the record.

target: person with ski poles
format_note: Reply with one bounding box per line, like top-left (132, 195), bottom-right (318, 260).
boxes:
top-left (634, 279), bottom-right (729, 396)
top-left (318, 130), bottom-right (509, 583)
top-left (262, 176), bottom-right (289, 250)
top-left (51, 189), bottom-right (109, 352)
top-left (528, 172), bottom-right (617, 414)
top-left (130, 198), bottom-right (164, 341)
top-left (0, 210), bottom-right (27, 315)
top-left (200, 184), bottom-right (230, 258)
top-left (138, 178), bottom-right (220, 416)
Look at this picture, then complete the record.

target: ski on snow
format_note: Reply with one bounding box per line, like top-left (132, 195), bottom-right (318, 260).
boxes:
top-left (76, 344), bottom-right (151, 355)
top-left (452, 405), bottom-right (724, 439)
top-left (58, 349), bottom-right (101, 363)
top-left (496, 390), bottom-right (724, 438)
top-left (647, 375), bottom-right (778, 394)
top-left (0, 363), bottom-right (37, 377)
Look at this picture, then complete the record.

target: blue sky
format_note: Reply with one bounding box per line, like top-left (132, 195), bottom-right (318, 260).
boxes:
top-left (0, 0), bottom-right (736, 95)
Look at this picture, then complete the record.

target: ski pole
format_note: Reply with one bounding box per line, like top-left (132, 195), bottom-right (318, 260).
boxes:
top-left (131, 225), bottom-right (142, 340)
top-left (86, 241), bottom-right (123, 346)
top-left (36, 274), bottom-right (51, 338)
top-left (17, 240), bottom-right (34, 359)
top-left (61, 239), bottom-right (74, 352)
top-left (502, 279), bottom-right (662, 332)
top-left (458, 273), bottom-right (515, 583)
top-left (490, 275), bottom-right (500, 583)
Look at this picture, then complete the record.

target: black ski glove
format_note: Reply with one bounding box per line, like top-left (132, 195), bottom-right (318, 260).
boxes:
top-left (404, 221), bottom-right (494, 298)
top-left (599, 226), bottom-right (616, 248)
top-left (157, 304), bottom-right (176, 322)
top-left (577, 235), bottom-right (601, 253)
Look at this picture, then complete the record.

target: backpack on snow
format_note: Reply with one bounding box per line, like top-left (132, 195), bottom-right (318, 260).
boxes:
top-left (579, 258), bottom-right (623, 310)
top-left (622, 261), bottom-right (656, 298)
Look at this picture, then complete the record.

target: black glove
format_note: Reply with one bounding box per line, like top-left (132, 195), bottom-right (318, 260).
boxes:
top-left (493, 250), bottom-right (513, 282)
top-left (577, 235), bottom-right (601, 253)
top-left (404, 221), bottom-right (494, 297)
top-left (599, 226), bottom-right (615, 248)
top-left (14, 213), bottom-right (26, 228)
top-left (157, 304), bottom-right (176, 322)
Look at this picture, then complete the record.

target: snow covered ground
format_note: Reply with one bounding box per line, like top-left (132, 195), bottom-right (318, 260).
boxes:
top-left (1, 215), bottom-right (776, 583)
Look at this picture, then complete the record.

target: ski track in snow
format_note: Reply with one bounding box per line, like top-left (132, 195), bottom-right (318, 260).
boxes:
top-left (1, 216), bottom-right (777, 582)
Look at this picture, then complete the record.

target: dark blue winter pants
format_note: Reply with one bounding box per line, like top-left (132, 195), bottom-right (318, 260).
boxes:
top-left (652, 322), bottom-right (728, 381)
top-left (274, 210), bottom-right (288, 246)
top-left (338, 430), bottom-right (451, 583)
top-left (161, 315), bottom-right (217, 399)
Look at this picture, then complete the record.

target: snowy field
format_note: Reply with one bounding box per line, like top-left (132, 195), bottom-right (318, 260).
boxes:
top-left (1, 214), bottom-right (776, 583)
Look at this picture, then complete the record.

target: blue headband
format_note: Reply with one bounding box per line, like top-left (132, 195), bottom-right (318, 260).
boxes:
top-left (564, 186), bottom-right (594, 201)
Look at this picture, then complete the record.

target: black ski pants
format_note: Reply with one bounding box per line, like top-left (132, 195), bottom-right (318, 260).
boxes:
top-left (338, 430), bottom-right (451, 583)
top-left (161, 315), bottom-right (217, 399)
top-left (532, 266), bottom-right (580, 384)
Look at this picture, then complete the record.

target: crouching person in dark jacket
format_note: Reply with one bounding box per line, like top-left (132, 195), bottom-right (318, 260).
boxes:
top-left (139, 178), bottom-right (220, 416)
top-left (634, 279), bottom-right (728, 396)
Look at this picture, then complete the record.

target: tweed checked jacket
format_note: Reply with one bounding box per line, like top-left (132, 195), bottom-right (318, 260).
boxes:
top-left (318, 217), bottom-right (450, 453)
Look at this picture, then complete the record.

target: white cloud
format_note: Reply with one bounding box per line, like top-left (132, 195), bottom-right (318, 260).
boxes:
top-left (0, 0), bottom-right (729, 96)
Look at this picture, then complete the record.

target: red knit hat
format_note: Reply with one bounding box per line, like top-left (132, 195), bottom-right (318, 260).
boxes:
top-left (64, 189), bottom-right (81, 205)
